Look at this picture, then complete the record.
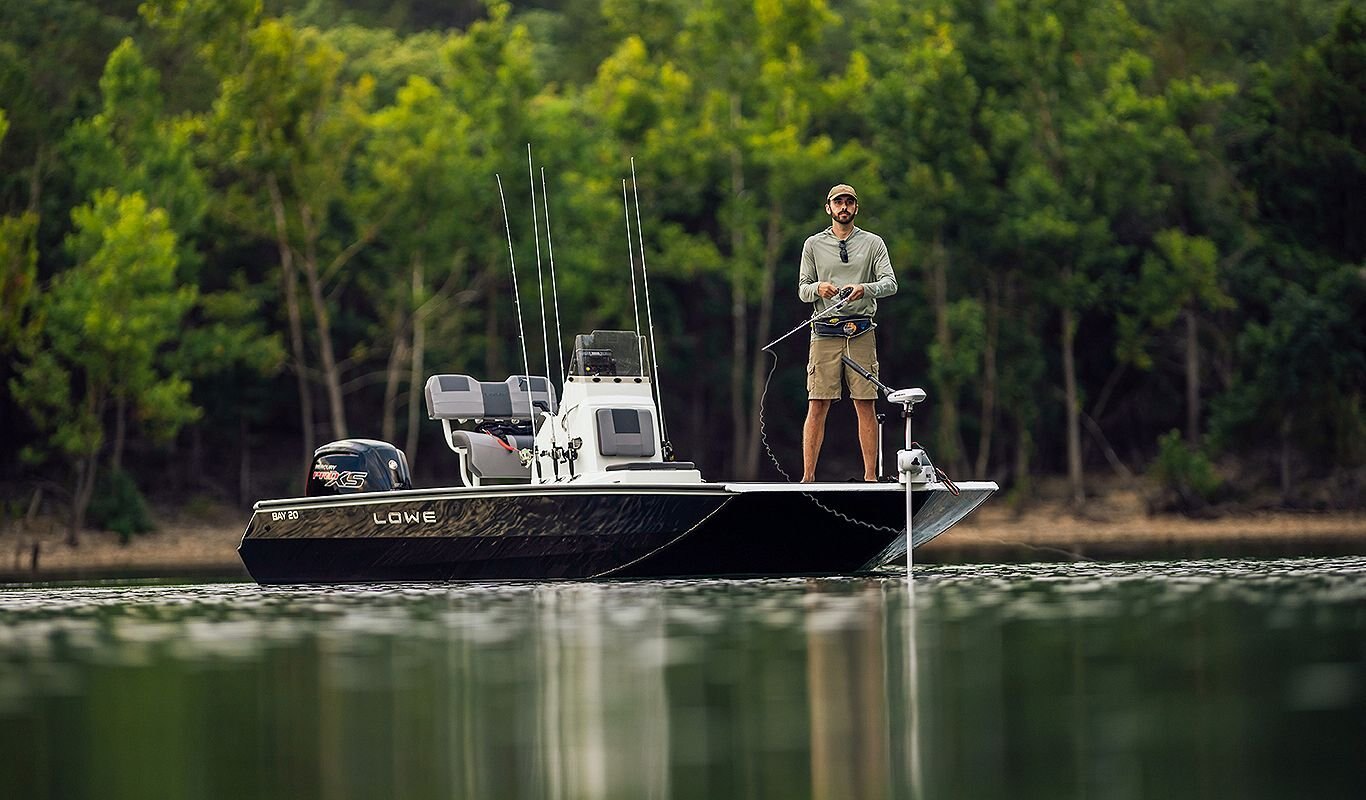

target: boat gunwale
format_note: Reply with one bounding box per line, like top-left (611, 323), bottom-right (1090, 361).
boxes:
top-left (251, 480), bottom-right (998, 511)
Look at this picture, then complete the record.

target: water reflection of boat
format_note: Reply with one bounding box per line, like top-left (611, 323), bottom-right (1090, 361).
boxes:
top-left (238, 329), bottom-right (995, 584)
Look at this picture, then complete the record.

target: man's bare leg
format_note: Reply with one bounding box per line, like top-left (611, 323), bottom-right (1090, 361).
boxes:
top-left (853, 398), bottom-right (879, 481)
top-left (802, 399), bottom-right (832, 482)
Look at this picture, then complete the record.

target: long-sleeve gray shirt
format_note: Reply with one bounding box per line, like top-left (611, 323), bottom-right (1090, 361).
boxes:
top-left (797, 226), bottom-right (897, 318)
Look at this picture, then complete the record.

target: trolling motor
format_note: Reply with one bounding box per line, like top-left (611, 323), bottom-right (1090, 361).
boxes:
top-left (838, 356), bottom-right (935, 484)
top-left (836, 353), bottom-right (938, 571)
top-left (889, 386), bottom-right (930, 572)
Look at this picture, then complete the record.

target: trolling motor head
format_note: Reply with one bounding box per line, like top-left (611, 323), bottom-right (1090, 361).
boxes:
top-left (887, 387), bottom-right (926, 408)
top-left (889, 388), bottom-right (933, 485)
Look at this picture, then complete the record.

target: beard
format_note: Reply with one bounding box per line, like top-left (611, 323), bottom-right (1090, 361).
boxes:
top-left (834, 210), bottom-right (854, 223)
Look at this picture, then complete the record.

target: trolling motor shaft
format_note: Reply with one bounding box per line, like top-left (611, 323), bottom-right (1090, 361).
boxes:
top-left (889, 385), bottom-right (928, 573)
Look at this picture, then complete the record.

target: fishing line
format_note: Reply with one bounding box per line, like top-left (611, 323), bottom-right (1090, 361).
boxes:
top-left (757, 292), bottom-right (904, 535)
top-left (757, 288), bottom-right (856, 479)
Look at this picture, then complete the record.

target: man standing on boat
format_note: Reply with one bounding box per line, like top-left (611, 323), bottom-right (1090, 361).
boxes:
top-left (798, 183), bottom-right (897, 482)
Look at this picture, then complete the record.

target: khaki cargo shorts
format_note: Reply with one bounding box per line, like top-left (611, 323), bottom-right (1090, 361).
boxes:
top-left (807, 333), bottom-right (879, 400)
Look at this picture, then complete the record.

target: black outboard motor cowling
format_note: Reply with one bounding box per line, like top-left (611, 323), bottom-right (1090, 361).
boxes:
top-left (306, 439), bottom-right (413, 497)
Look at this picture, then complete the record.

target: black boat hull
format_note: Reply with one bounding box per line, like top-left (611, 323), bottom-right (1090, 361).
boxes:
top-left (238, 483), bottom-right (994, 584)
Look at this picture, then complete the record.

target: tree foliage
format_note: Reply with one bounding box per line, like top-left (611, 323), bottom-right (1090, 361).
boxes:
top-left (1, 0), bottom-right (1362, 526)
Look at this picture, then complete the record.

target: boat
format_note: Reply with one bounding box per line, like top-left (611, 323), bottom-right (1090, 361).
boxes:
top-left (237, 328), bottom-right (997, 584)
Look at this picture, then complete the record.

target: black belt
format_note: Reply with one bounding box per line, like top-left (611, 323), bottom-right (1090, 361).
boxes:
top-left (811, 315), bottom-right (874, 338)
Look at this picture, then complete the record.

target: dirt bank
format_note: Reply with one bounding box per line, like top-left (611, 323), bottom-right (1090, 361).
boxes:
top-left (924, 488), bottom-right (1366, 563)
top-left (2, 491), bottom-right (1363, 584)
top-left (2, 506), bottom-right (250, 583)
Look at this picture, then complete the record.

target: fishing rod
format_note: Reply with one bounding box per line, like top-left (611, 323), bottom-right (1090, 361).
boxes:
top-left (621, 180), bottom-right (645, 369)
top-left (525, 148), bottom-right (569, 480)
top-left (495, 173), bottom-right (542, 482)
top-left (540, 166), bottom-right (565, 387)
top-left (527, 145), bottom-right (552, 393)
top-left (761, 286), bottom-right (856, 351)
top-left (630, 158), bottom-right (671, 458)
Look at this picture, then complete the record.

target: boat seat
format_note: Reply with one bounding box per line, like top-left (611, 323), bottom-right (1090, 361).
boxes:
top-left (596, 408), bottom-right (656, 457)
top-left (425, 374), bottom-right (557, 422)
top-left (448, 430), bottom-right (535, 486)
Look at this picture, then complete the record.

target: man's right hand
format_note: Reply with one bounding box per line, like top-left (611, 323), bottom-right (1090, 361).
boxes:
top-left (817, 281), bottom-right (839, 299)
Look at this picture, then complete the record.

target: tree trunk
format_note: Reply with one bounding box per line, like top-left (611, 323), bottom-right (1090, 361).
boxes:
top-left (928, 236), bottom-right (962, 473)
top-left (742, 198), bottom-right (782, 479)
top-left (975, 279), bottom-right (999, 479)
top-left (111, 394), bottom-right (127, 473)
top-left (1280, 412), bottom-right (1293, 499)
top-left (381, 331), bottom-right (408, 444)
top-left (1013, 412), bottom-right (1032, 504)
top-left (380, 263), bottom-right (412, 444)
top-left (485, 280), bottom-right (502, 376)
top-left (265, 172), bottom-right (315, 480)
top-left (1061, 305), bottom-right (1085, 506)
top-left (1185, 305), bottom-right (1200, 444)
top-left (405, 258), bottom-right (427, 467)
top-left (1083, 411), bottom-right (1134, 480)
top-left (190, 425), bottom-right (204, 493)
top-left (727, 93), bottom-right (747, 475)
top-left (69, 454), bottom-right (98, 546)
top-left (299, 203), bottom-right (348, 441)
top-left (239, 416), bottom-right (251, 508)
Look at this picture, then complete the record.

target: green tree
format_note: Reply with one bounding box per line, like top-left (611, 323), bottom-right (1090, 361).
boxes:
top-left (973, 1), bottom-right (1207, 504)
top-left (0, 0), bottom-right (135, 214)
top-left (9, 190), bottom-right (198, 541)
top-left (63, 38), bottom-right (208, 253)
top-left (1210, 263), bottom-right (1365, 495)
top-left (864, 5), bottom-right (994, 476)
top-left (0, 211), bottom-right (37, 353)
top-left (1213, 4), bottom-right (1366, 492)
top-left (358, 71), bottom-right (489, 463)
top-left (203, 14), bottom-right (376, 462)
top-left (1118, 229), bottom-right (1233, 443)
top-left (1, 104), bottom-right (40, 354)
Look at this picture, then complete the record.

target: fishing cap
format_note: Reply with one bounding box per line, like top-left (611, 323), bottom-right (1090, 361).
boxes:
top-left (826, 183), bottom-right (858, 203)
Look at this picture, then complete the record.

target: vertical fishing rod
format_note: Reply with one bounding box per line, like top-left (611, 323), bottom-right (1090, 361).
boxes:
top-left (629, 158), bottom-right (670, 456)
top-left (540, 167), bottom-right (565, 386)
top-left (525, 148), bottom-right (563, 480)
top-left (621, 180), bottom-right (645, 368)
top-left (495, 174), bottom-right (540, 481)
top-left (526, 145), bottom-right (552, 389)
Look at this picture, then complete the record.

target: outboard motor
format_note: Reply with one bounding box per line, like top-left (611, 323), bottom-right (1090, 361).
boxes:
top-left (306, 438), bottom-right (413, 497)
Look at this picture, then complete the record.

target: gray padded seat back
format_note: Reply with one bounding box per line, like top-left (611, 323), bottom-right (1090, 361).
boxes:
top-left (426, 374), bottom-right (556, 421)
top-left (425, 374), bottom-right (483, 420)
top-left (505, 375), bottom-right (558, 416)
top-left (595, 408), bottom-right (656, 457)
top-left (449, 431), bottom-right (534, 482)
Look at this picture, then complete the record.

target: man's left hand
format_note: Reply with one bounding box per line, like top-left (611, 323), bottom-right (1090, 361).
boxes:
top-left (842, 284), bottom-right (865, 301)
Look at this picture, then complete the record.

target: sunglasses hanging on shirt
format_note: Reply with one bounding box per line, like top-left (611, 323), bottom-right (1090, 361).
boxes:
top-left (838, 239), bottom-right (848, 263)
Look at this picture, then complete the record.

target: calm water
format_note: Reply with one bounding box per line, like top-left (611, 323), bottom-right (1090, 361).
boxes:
top-left (2, 557), bottom-right (1363, 800)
